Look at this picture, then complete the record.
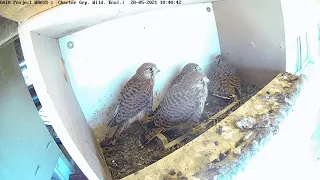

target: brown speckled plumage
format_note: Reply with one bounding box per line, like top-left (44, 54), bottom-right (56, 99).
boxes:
top-left (100, 62), bottom-right (160, 147)
top-left (170, 63), bottom-right (201, 88)
top-left (153, 63), bottom-right (201, 115)
top-left (141, 71), bottom-right (209, 146)
top-left (208, 54), bottom-right (241, 99)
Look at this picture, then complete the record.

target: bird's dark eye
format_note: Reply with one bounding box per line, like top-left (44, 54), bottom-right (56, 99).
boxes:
top-left (149, 67), bottom-right (153, 71)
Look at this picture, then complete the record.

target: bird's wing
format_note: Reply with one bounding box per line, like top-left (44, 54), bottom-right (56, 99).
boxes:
top-left (153, 85), bottom-right (200, 128)
top-left (108, 77), bottom-right (153, 127)
top-left (141, 87), bottom-right (201, 146)
top-left (169, 74), bottom-right (183, 88)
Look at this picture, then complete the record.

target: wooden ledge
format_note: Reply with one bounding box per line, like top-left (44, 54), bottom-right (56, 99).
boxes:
top-left (121, 72), bottom-right (307, 180)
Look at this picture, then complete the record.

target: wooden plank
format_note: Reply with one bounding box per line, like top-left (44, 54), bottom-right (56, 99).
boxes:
top-left (0, 17), bottom-right (18, 48)
top-left (0, 0), bottom-right (69, 22)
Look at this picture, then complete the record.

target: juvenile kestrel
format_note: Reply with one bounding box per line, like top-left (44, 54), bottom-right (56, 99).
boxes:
top-left (141, 71), bottom-right (209, 146)
top-left (153, 63), bottom-right (201, 115)
top-left (170, 63), bottom-right (201, 88)
top-left (100, 62), bottom-right (160, 147)
top-left (207, 54), bottom-right (241, 101)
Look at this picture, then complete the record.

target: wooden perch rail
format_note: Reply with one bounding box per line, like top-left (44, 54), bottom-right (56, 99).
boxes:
top-left (0, 0), bottom-right (70, 22)
top-left (0, 0), bottom-right (222, 22)
top-left (0, 17), bottom-right (18, 48)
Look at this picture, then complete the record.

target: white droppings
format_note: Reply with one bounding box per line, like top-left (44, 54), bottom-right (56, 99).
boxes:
top-left (285, 98), bottom-right (294, 106)
top-left (245, 131), bottom-right (254, 140)
top-left (254, 104), bottom-right (264, 110)
top-left (251, 42), bottom-right (256, 48)
top-left (234, 148), bottom-right (242, 155)
top-left (235, 117), bottom-right (256, 130)
top-left (223, 131), bottom-right (237, 140)
top-left (190, 177), bottom-right (201, 180)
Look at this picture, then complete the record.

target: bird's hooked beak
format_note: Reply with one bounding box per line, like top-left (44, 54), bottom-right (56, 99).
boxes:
top-left (197, 67), bottom-right (202, 71)
top-left (156, 68), bottom-right (160, 73)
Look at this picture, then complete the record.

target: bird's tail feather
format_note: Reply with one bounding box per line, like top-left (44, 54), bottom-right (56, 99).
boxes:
top-left (100, 122), bottom-right (127, 148)
top-left (107, 104), bottom-right (120, 128)
top-left (153, 105), bottom-right (161, 117)
top-left (111, 122), bottom-right (126, 141)
top-left (235, 87), bottom-right (241, 100)
top-left (107, 115), bottom-right (119, 128)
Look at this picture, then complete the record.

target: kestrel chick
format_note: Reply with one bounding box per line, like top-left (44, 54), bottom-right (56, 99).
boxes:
top-left (170, 63), bottom-right (201, 88)
top-left (141, 71), bottom-right (209, 146)
top-left (153, 63), bottom-right (201, 116)
top-left (100, 62), bottom-right (160, 147)
top-left (207, 54), bottom-right (241, 100)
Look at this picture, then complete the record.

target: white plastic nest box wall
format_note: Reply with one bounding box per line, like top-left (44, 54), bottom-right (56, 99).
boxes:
top-left (58, 2), bottom-right (220, 141)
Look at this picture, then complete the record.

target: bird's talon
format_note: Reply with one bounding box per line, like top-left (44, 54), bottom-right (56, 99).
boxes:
top-left (143, 116), bottom-right (152, 123)
top-left (111, 139), bottom-right (116, 146)
top-left (100, 137), bottom-right (116, 148)
top-left (192, 127), bottom-right (206, 135)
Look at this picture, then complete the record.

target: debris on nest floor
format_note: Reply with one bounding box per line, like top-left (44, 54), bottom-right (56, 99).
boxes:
top-left (102, 82), bottom-right (261, 180)
top-left (103, 122), bottom-right (172, 180)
